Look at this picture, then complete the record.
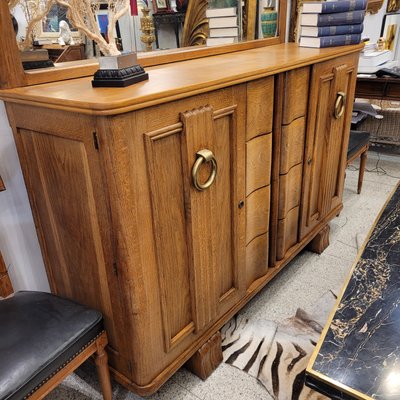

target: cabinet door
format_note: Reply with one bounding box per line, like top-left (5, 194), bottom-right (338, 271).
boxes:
top-left (143, 87), bottom-right (246, 352)
top-left (300, 54), bottom-right (358, 239)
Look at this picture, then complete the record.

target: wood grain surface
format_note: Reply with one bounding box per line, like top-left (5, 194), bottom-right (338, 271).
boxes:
top-left (0, 44), bottom-right (363, 115)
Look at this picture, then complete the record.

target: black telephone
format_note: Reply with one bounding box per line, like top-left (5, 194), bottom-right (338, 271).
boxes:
top-left (375, 68), bottom-right (400, 78)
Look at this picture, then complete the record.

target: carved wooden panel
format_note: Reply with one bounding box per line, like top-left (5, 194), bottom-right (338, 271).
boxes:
top-left (278, 163), bottom-right (302, 219)
top-left (14, 128), bottom-right (126, 365)
top-left (280, 117), bottom-right (306, 174)
top-left (283, 67), bottom-right (310, 124)
top-left (301, 55), bottom-right (358, 239)
top-left (246, 133), bottom-right (272, 196)
top-left (277, 206), bottom-right (299, 260)
top-left (246, 186), bottom-right (270, 245)
top-left (246, 233), bottom-right (269, 289)
top-left (144, 89), bottom-right (246, 352)
top-left (247, 77), bottom-right (274, 140)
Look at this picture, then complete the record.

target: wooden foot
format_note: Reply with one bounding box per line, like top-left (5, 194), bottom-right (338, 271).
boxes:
top-left (308, 225), bottom-right (330, 254)
top-left (94, 334), bottom-right (113, 400)
top-left (358, 150), bottom-right (368, 194)
top-left (185, 331), bottom-right (223, 380)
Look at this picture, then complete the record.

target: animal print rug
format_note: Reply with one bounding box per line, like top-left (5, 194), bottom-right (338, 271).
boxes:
top-left (221, 290), bottom-right (337, 400)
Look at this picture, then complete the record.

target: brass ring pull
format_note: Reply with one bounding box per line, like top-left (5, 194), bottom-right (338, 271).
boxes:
top-left (334, 92), bottom-right (346, 119)
top-left (192, 149), bottom-right (217, 191)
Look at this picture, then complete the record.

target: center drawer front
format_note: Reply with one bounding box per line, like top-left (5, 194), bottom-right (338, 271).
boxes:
top-left (245, 77), bottom-right (274, 289)
top-left (276, 67), bottom-right (310, 261)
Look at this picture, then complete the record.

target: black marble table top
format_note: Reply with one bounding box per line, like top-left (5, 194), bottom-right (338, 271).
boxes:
top-left (306, 182), bottom-right (400, 400)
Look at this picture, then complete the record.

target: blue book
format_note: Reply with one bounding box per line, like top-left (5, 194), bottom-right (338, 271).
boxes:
top-left (301, 10), bottom-right (365, 26)
top-left (301, 23), bottom-right (364, 37)
top-left (300, 33), bottom-right (362, 47)
top-left (302, 0), bottom-right (367, 14)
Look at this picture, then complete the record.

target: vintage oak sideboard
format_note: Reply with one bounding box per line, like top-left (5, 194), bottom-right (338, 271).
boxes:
top-left (0, 43), bottom-right (362, 395)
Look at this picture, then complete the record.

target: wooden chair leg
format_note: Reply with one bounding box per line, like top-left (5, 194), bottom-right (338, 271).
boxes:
top-left (358, 150), bottom-right (368, 194)
top-left (94, 334), bottom-right (113, 400)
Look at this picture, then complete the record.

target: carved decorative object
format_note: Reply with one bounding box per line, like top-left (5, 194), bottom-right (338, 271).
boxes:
top-left (181, 0), bottom-right (208, 47)
top-left (140, 6), bottom-right (156, 51)
top-left (387, 0), bottom-right (400, 12)
top-left (58, 20), bottom-right (75, 45)
top-left (55, 0), bottom-right (130, 56)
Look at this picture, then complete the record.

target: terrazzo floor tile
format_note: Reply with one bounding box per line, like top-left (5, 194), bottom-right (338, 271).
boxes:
top-left (173, 364), bottom-right (271, 400)
top-left (44, 149), bottom-right (399, 400)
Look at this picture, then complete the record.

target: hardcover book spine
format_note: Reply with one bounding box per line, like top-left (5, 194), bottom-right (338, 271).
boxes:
top-left (319, 0), bottom-right (367, 13)
top-left (320, 33), bottom-right (361, 47)
top-left (318, 23), bottom-right (364, 36)
top-left (317, 10), bottom-right (365, 26)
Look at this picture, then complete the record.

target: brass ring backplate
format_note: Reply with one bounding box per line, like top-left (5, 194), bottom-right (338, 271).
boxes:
top-left (334, 91), bottom-right (346, 119)
top-left (192, 149), bottom-right (217, 191)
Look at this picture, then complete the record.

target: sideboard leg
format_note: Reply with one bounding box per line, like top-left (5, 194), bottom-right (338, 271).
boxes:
top-left (308, 224), bottom-right (330, 254)
top-left (185, 331), bottom-right (223, 380)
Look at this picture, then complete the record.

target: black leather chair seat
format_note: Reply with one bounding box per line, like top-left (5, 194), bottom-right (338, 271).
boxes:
top-left (0, 292), bottom-right (103, 400)
top-left (347, 130), bottom-right (371, 160)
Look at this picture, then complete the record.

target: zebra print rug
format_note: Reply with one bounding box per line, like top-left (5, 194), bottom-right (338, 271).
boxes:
top-left (221, 291), bottom-right (337, 400)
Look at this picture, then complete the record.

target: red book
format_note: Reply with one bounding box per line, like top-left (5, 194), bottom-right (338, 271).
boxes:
top-left (130, 0), bottom-right (138, 15)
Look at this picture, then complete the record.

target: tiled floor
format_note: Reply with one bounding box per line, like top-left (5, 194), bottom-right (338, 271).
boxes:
top-left (47, 150), bottom-right (400, 400)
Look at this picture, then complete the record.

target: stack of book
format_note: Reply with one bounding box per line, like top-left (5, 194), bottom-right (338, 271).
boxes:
top-left (299, 0), bottom-right (367, 48)
top-left (206, 6), bottom-right (239, 46)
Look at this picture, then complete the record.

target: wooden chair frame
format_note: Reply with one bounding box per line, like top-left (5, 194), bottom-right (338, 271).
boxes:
top-left (347, 142), bottom-right (370, 194)
top-left (27, 331), bottom-right (112, 400)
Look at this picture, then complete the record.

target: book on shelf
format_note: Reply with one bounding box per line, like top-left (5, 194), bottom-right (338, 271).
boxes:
top-left (206, 36), bottom-right (238, 46)
top-left (300, 10), bottom-right (365, 26)
top-left (358, 50), bottom-right (393, 67)
top-left (208, 16), bottom-right (238, 28)
top-left (302, 0), bottom-right (367, 14)
top-left (301, 23), bottom-right (363, 37)
top-left (299, 33), bottom-right (361, 47)
top-left (206, 7), bottom-right (237, 17)
top-left (209, 27), bottom-right (239, 37)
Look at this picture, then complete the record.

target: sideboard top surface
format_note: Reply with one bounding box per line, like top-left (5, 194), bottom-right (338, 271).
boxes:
top-left (0, 43), bottom-right (363, 116)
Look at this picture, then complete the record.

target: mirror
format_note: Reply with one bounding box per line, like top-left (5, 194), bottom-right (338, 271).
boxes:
top-left (10, 0), bottom-right (284, 68)
top-left (1, 0), bottom-right (286, 88)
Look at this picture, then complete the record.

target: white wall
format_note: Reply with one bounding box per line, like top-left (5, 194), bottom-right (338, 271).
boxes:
top-left (0, 102), bottom-right (49, 292)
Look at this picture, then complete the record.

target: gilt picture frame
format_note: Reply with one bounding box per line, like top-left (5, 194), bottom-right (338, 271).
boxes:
top-left (37, 3), bottom-right (80, 40)
top-left (152, 0), bottom-right (171, 13)
top-left (381, 13), bottom-right (400, 58)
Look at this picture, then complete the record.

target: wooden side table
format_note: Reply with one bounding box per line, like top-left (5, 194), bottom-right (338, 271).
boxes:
top-left (153, 11), bottom-right (186, 49)
top-left (356, 76), bottom-right (400, 101)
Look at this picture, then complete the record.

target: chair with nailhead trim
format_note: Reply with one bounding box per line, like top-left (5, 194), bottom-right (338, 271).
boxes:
top-left (347, 130), bottom-right (371, 194)
top-left (0, 291), bottom-right (112, 400)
